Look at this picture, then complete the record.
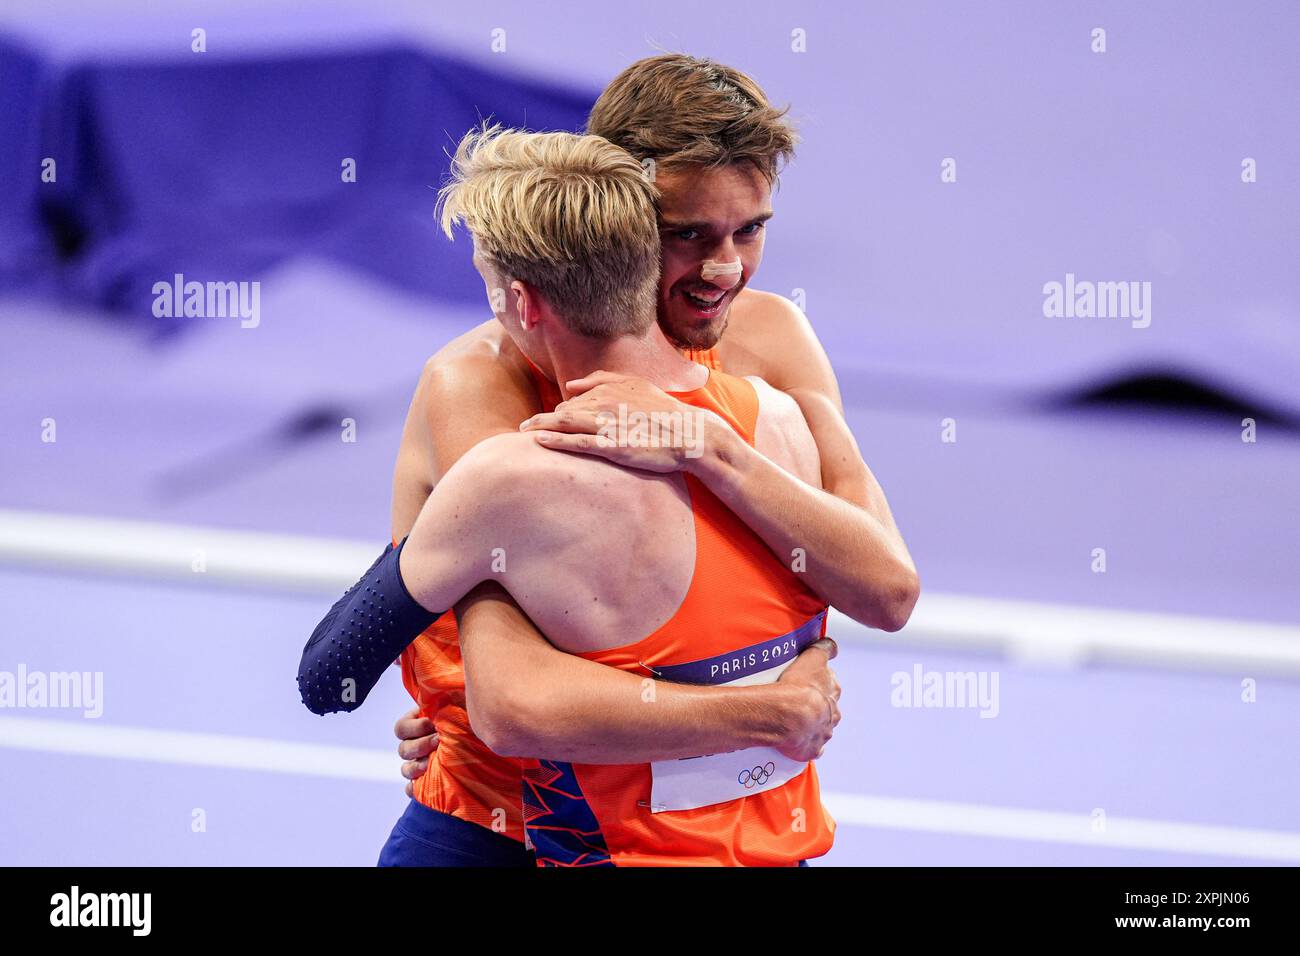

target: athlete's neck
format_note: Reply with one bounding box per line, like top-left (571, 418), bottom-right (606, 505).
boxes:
top-left (535, 322), bottom-right (707, 400)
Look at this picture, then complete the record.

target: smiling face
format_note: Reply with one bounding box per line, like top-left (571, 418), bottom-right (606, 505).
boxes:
top-left (654, 162), bottom-right (773, 351)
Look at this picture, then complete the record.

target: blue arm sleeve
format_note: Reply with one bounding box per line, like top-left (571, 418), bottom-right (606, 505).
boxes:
top-left (297, 537), bottom-right (440, 715)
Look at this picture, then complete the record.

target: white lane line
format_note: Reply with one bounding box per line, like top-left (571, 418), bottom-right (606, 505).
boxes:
top-left (0, 509), bottom-right (377, 594)
top-left (847, 594), bottom-right (1300, 678)
top-left (821, 792), bottom-right (1300, 863)
top-left (0, 715), bottom-right (396, 782)
top-left (4, 508), bottom-right (1299, 676)
top-left (3, 715), bottom-right (1297, 862)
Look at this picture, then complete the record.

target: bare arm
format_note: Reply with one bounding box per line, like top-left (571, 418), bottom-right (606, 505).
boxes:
top-left (721, 294), bottom-right (919, 629)
top-left (455, 582), bottom-right (835, 763)
top-left (694, 382), bottom-right (919, 631)
top-left (390, 339), bottom-right (838, 762)
top-left (522, 303), bottom-right (920, 632)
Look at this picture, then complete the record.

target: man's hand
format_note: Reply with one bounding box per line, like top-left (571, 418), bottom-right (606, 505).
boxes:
top-left (773, 638), bottom-right (841, 762)
top-left (519, 370), bottom-right (720, 474)
top-left (395, 707), bottom-right (438, 797)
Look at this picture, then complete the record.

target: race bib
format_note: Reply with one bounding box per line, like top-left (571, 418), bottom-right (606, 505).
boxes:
top-left (647, 612), bottom-right (826, 813)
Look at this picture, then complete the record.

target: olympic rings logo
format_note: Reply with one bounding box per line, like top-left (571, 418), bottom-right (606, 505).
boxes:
top-left (738, 762), bottom-right (777, 788)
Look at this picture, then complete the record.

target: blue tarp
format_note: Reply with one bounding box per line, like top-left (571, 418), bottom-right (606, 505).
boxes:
top-left (9, 43), bottom-right (594, 328)
top-left (0, 37), bottom-right (52, 290)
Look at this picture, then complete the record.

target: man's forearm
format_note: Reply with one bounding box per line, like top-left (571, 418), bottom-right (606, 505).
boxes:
top-left (690, 423), bottom-right (918, 631)
top-left (457, 584), bottom-right (811, 763)
top-left (297, 539), bottom-right (438, 715)
top-left (478, 661), bottom-right (807, 764)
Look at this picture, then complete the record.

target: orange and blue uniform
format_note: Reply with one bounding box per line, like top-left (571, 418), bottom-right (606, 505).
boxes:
top-left (396, 361), bottom-right (562, 845)
top-left (521, 368), bottom-right (835, 866)
top-left (398, 348), bottom-right (835, 866)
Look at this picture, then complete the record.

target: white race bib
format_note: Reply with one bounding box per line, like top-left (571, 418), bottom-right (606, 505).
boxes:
top-left (647, 612), bottom-right (825, 813)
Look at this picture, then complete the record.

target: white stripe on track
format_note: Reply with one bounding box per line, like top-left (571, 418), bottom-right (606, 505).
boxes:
top-left (0, 714), bottom-right (396, 782)
top-left (3, 715), bottom-right (1297, 862)
top-left (3, 508), bottom-right (1299, 676)
top-left (821, 792), bottom-right (1300, 863)
top-left (0, 508), bottom-right (377, 593)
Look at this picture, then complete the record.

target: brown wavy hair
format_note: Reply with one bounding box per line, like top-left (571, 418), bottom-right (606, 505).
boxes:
top-left (587, 53), bottom-right (798, 183)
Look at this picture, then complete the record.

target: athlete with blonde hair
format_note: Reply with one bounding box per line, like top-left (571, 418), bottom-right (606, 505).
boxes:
top-left (302, 55), bottom-right (918, 866)
top-left (308, 125), bottom-right (841, 864)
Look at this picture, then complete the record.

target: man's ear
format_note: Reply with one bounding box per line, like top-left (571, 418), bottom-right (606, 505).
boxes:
top-left (511, 280), bottom-right (534, 331)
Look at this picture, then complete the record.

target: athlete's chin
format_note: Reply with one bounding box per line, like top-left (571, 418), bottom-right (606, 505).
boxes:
top-left (663, 302), bottom-right (730, 352)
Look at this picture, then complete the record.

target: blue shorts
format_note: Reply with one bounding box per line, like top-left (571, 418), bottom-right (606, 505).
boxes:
top-left (377, 799), bottom-right (536, 867)
top-left (377, 799), bottom-right (814, 866)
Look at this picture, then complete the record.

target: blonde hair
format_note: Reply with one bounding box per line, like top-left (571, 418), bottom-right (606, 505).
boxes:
top-left (438, 126), bottom-right (660, 339)
top-left (587, 53), bottom-right (797, 182)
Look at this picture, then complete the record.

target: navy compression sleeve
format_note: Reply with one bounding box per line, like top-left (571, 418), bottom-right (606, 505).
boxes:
top-left (297, 537), bottom-right (440, 715)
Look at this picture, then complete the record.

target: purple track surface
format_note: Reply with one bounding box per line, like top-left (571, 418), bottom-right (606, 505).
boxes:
top-left (3, 271), bottom-right (1297, 864)
top-left (2, 562), bottom-right (1297, 866)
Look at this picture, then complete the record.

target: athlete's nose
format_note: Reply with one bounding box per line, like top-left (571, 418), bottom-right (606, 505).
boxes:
top-left (700, 257), bottom-right (743, 290)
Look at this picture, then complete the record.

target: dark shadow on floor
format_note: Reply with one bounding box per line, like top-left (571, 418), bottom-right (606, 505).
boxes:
top-left (1045, 367), bottom-right (1300, 433)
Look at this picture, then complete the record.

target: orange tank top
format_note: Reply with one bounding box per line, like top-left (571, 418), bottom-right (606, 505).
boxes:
top-left (521, 369), bottom-right (834, 866)
top-left (397, 343), bottom-right (731, 845)
top-left (683, 345), bottom-right (722, 369)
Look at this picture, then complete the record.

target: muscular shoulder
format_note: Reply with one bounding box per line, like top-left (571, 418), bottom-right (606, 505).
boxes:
top-left (451, 429), bottom-right (554, 476)
top-left (447, 432), bottom-right (644, 548)
top-left (716, 290), bottom-right (805, 374)
top-left (731, 288), bottom-right (809, 336)
top-left (718, 290), bottom-right (841, 407)
top-left (406, 322), bottom-right (542, 470)
top-left (391, 320), bottom-right (542, 538)
top-left (461, 431), bottom-right (634, 494)
top-left (745, 376), bottom-right (822, 489)
top-left (416, 321), bottom-right (534, 415)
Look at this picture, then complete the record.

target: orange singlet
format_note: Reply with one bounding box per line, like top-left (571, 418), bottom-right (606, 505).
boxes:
top-left (521, 368), bottom-right (835, 866)
top-left (682, 345), bottom-right (723, 370)
top-left (397, 355), bottom-right (564, 842)
top-left (399, 344), bottom-right (829, 859)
